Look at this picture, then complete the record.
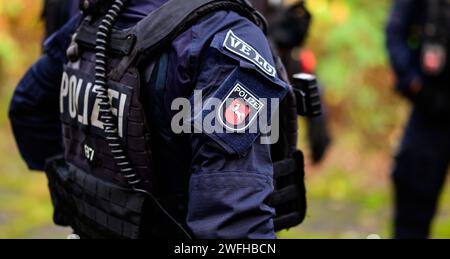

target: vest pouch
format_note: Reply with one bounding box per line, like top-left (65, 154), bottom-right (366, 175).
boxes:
top-left (269, 150), bottom-right (307, 232)
top-left (45, 156), bottom-right (76, 228)
top-left (45, 155), bottom-right (190, 239)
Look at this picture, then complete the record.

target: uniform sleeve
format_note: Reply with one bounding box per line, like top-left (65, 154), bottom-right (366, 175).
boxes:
top-left (185, 19), bottom-right (289, 239)
top-left (8, 15), bottom-right (81, 171)
top-left (386, 0), bottom-right (421, 95)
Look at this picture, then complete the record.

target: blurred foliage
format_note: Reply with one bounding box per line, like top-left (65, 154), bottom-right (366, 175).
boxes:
top-left (0, 0), bottom-right (43, 76)
top-left (305, 0), bottom-right (407, 153)
top-left (0, 0), bottom-right (69, 238)
top-left (0, 0), bottom-right (449, 239)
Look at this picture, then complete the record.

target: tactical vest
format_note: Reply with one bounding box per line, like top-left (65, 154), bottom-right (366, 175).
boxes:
top-left (45, 0), bottom-right (312, 239)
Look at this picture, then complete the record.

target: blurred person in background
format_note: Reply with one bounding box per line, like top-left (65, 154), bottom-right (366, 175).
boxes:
top-left (250, 0), bottom-right (331, 164)
top-left (386, 0), bottom-right (450, 239)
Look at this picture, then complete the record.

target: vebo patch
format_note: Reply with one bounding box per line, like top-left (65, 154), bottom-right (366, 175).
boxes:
top-left (218, 83), bottom-right (264, 132)
top-left (223, 30), bottom-right (276, 77)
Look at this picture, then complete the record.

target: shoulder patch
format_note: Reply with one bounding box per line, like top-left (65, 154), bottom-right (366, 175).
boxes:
top-left (218, 82), bottom-right (264, 132)
top-left (223, 30), bottom-right (277, 78)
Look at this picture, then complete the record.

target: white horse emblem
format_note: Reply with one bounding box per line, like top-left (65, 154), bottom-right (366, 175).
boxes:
top-left (232, 102), bottom-right (244, 123)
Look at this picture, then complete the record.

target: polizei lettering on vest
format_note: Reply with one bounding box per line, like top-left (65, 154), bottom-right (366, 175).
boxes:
top-left (60, 71), bottom-right (128, 137)
top-left (223, 30), bottom-right (276, 77)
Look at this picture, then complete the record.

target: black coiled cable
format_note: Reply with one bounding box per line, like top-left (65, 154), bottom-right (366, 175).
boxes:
top-left (91, 0), bottom-right (192, 238)
top-left (94, 0), bottom-right (145, 192)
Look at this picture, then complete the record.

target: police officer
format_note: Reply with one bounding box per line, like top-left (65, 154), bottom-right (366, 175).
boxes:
top-left (9, 0), bottom-right (311, 239)
top-left (386, 0), bottom-right (450, 239)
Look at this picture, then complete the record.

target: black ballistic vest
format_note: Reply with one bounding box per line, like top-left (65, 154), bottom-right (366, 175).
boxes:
top-left (45, 0), bottom-right (308, 239)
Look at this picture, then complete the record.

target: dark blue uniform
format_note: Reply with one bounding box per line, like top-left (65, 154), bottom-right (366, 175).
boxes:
top-left (9, 0), bottom-right (289, 239)
top-left (386, 0), bottom-right (450, 238)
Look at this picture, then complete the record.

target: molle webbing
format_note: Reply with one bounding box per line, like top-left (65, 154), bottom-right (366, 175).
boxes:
top-left (269, 151), bottom-right (306, 232)
top-left (46, 157), bottom-right (146, 239)
top-left (76, 24), bottom-right (135, 56)
top-left (268, 56), bottom-right (305, 231)
top-left (60, 59), bottom-right (154, 192)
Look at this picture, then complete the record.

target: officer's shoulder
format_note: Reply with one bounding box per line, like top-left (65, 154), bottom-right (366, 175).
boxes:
top-left (193, 10), bottom-right (270, 54)
top-left (192, 10), bottom-right (266, 41)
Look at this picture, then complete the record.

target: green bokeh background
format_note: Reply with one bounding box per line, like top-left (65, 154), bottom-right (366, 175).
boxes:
top-left (0, 0), bottom-right (449, 239)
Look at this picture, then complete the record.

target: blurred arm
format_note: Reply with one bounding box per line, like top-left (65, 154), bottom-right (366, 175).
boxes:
top-left (386, 0), bottom-right (422, 97)
top-left (9, 54), bottom-right (64, 171)
top-left (8, 15), bottom-right (81, 171)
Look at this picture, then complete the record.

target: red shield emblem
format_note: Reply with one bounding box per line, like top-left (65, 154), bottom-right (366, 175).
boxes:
top-left (224, 99), bottom-right (250, 125)
top-left (219, 83), bottom-right (264, 131)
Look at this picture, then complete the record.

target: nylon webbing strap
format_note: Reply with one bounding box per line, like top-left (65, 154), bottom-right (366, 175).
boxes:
top-left (269, 151), bottom-right (307, 232)
top-left (76, 23), bottom-right (135, 56)
top-left (273, 212), bottom-right (304, 232)
top-left (273, 157), bottom-right (297, 178)
top-left (77, 0), bottom-right (265, 60)
top-left (133, 0), bottom-right (263, 57)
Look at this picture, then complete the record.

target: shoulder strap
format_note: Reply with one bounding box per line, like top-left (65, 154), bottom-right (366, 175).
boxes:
top-left (107, 0), bottom-right (266, 80)
top-left (133, 0), bottom-right (266, 62)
